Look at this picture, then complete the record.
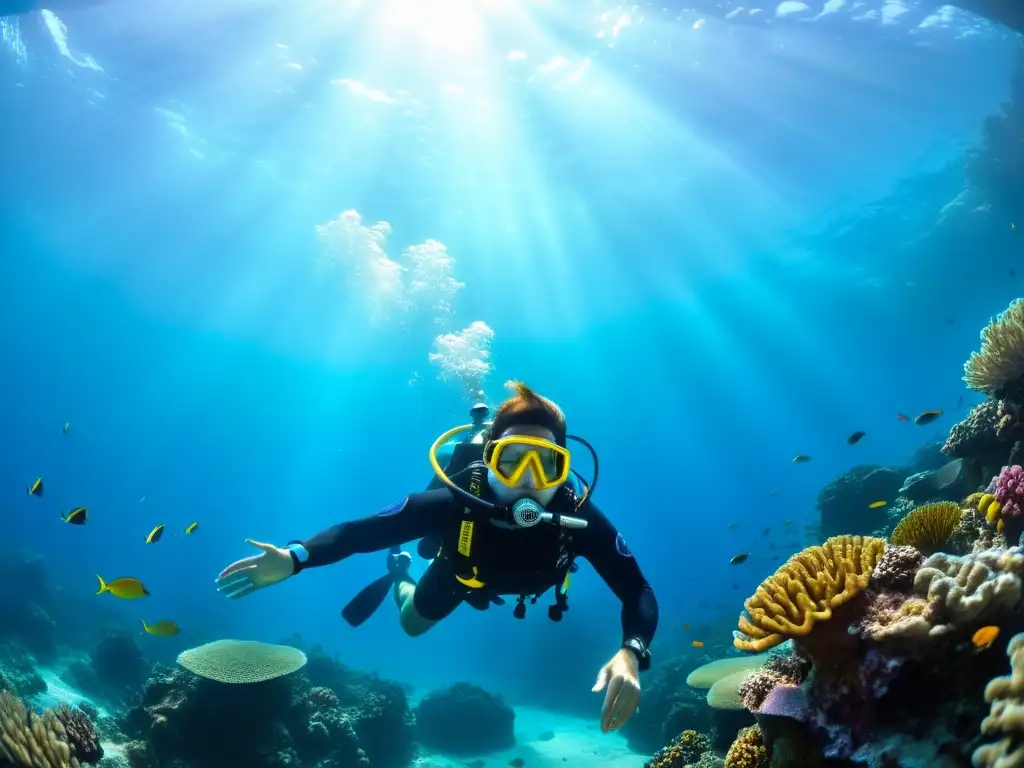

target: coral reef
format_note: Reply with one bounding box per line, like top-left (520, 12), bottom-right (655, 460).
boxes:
top-left (626, 656), bottom-right (714, 754)
top-left (0, 690), bottom-right (103, 767)
top-left (995, 465), bottom-right (1024, 542)
top-left (52, 705), bottom-right (103, 765)
top-left (724, 725), bottom-right (767, 768)
top-left (816, 466), bottom-right (906, 538)
top-left (889, 502), bottom-right (963, 554)
top-left (943, 401), bottom-right (1015, 477)
top-left (0, 643), bottom-right (47, 698)
top-left (413, 682), bottom-right (514, 755)
top-left (870, 544), bottom-right (924, 591)
top-left (121, 646), bottom-right (414, 768)
top-left (975, 631), bottom-right (1024, 767)
top-left (642, 729), bottom-right (710, 768)
top-left (734, 535), bottom-right (887, 652)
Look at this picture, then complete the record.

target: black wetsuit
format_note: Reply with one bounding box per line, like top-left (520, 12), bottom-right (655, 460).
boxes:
top-left (294, 468), bottom-right (659, 651)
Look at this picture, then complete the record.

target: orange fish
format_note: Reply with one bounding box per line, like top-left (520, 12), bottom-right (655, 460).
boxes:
top-left (691, 640), bottom-right (704, 649)
top-left (897, 412), bottom-right (910, 422)
top-left (682, 624), bottom-right (691, 631)
top-left (973, 625), bottom-right (1000, 651)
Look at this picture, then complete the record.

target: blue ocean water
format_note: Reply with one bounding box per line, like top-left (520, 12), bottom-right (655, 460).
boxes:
top-left (1, 1), bottom-right (1023, 765)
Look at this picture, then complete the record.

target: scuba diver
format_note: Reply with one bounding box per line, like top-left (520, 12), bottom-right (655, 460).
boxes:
top-left (215, 381), bottom-right (658, 733)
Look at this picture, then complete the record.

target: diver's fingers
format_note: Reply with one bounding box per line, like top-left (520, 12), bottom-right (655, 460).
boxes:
top-left (224, 582), bottom-right (258, 600)
top-left (245, 539), bottom-right (278, 554)
top-left (592, 666), bottom-right (610, 693)
top-left (600, 676), bottom-right (624, 732)
top-left (216, 568), bottom-right (256, 592)
top-left (218, 558), bottom-right (260, 579)
top-left (607, 683), bottom-right (639, 731)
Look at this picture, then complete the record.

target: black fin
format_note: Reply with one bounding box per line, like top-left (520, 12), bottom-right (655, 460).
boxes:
top-left (340, 546), bottom-right (401, 628)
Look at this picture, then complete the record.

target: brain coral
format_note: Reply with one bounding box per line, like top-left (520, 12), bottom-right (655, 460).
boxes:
top-left (964, 298), bottom-right (1024, 396)
top-left (889, 502), bottom-right (963, 554)
top-left (734, 535), bottom-right (887, 652)
top-left (176, 640), bottom-right (307, 683)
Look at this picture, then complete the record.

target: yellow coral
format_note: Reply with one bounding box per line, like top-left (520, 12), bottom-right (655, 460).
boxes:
top-left (725, 725), bottom-right (767, 768)
top-left (0, 690), bottom-right (80, 768)
top-left (890, 501), bottom-right (963, 554)
top-left (647, 729), bottom-right (710, 768)
top-left (964, 298), bottom-right (1024, 395)
top-left (966, 493), bottom-right (1005, 533)
top-left (734, 535), bottom-right (887, 653)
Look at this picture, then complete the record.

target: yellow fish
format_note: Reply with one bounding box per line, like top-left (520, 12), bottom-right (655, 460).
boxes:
top-left (27, 477), bottom-right (43, 497)
top-left (184, 521), bottom-right (199, 535)
top-left (141, 619), bottom-right (180, 637)
top-left (62, 507), bottom-right (88, 525)
top-left (691, 640), bottom-right (704, 648)
top-left (95, 575), bottom-right (150, 599)
top-left (869, 500), bottom-right (887, 509)
top-left (145, 524), bottom-right (165, 544)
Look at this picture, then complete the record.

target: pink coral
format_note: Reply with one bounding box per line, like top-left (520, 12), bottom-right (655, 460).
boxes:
top-left (995, 465), bottom-right (1024, 520)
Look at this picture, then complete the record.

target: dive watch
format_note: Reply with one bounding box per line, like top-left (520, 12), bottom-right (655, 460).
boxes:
top-left (622, 638), bottom-right (651, 672)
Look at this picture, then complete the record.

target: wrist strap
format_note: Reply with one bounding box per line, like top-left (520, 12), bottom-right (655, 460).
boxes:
top-left (286, 543), bottom-right (309, 573)
top-left (622, 638), bottom-right (651, 672)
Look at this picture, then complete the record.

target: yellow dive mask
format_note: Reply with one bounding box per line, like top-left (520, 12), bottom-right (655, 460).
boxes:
top-left (484, 434), bottom-right (571, 492)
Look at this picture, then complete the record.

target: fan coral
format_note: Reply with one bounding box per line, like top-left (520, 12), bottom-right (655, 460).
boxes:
top-left (51, 705), bottom-right (102, 764)
top-left (0, 690), bottom-right (80, 768)
top-left (889, 502), bottom-right (962, 554)
top-left (176, 640), bottom-right (307, 683)
top-left (974, 631), bottom-right (1024, 768)
top-left (964, 299), bottom-right (1024, 396)
top-left (644, 729), bottom-right (710, 768)
top-left (871, 545), bottom-right (925, 591)
top-left (724, 725), bottom-right (767, 768)
top-left (734, 535), bottom-right (887, 652)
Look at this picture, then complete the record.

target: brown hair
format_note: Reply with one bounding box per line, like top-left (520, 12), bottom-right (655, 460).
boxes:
top-left (486, 380), bottom-right (567, 447)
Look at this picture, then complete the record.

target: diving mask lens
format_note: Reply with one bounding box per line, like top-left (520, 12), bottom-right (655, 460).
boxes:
top-left (488, 437), bottom-right (570, 491)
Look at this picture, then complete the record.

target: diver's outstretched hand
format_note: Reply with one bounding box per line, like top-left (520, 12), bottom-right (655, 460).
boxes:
top-left (216, 539), bottom-right (294, 599)
top-left (593, 648), bottom-right (641, 733)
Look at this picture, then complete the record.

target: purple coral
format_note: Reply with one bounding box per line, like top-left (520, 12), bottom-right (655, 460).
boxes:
top-left (995, 465), bottom-right (1024, 520)
top-left (739, 654), bottom-right (811, 712)
top-left (738, 669), bottom-right (781, 711)
top-left (756, 684), bottom-right (809, 721)
top-left (53, 703), bottom-right (103, 764)
top-left (871, 545), bottom-right (925, 592)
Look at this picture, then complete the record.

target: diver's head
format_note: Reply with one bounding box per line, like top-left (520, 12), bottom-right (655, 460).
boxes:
top-left (470, 402), bottom-right (490, 428)
top-left (484, 381), bottom-right (569, 507)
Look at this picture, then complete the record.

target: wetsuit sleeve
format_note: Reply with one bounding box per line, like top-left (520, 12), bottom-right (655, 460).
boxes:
top-left (575, 500), bottom-right (659, 650)
top-left (293, 489), bottom-right (454, 570)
